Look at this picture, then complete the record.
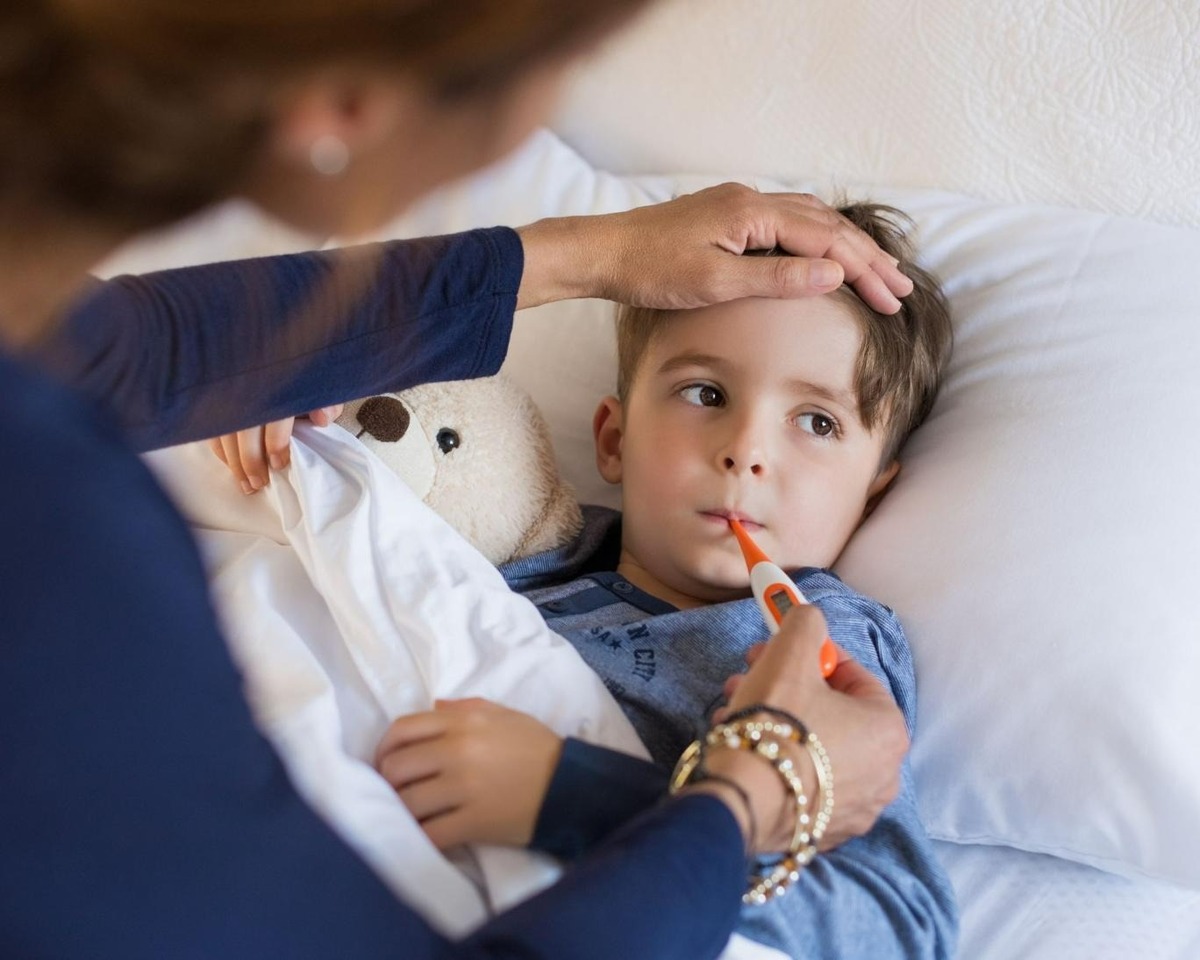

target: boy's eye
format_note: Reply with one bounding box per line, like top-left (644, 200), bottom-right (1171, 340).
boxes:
top-left (680, 384), bottom-right (725, 407)
top-left (797, 412), bottom-right (838, 438)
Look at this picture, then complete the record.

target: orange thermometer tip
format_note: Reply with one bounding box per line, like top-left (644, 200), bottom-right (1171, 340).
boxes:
top-left (727, 517), bottom-right (769, 571)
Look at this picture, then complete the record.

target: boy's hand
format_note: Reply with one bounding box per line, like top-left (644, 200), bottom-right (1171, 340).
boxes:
top-left (207, 405), bottom-right (343, 494)
top-left (374, 698), bottom-right (564, 851)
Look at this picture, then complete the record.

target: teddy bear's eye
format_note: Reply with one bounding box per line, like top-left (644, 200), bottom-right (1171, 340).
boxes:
top-left (436, 428), bottom-right (461, 454)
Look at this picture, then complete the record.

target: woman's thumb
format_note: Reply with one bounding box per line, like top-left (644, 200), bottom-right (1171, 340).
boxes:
top-left (738, 255), bottom-right (844, 300)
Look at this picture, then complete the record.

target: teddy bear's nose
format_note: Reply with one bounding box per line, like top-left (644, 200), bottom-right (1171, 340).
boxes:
top-left (356, 396), bottom-right (410, 442)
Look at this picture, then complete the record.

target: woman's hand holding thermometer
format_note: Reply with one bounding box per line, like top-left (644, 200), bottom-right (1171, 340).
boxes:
top-left (728, 518), bottom-right (838, 678)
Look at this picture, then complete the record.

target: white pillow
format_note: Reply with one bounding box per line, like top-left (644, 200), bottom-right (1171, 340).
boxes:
top-left (836, 193), bottom-right (1200, 885)
top-left (382, 131), bottom-right (1200, 887)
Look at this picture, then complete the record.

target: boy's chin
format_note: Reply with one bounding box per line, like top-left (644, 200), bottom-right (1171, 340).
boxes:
top-left (681, 567), bottom-right (754, 604)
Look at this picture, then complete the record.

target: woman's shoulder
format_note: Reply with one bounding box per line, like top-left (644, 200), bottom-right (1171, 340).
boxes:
top-left (1, 350), bottom-right (124, 468)
top-left (0, 351), bottom-right (209, 621)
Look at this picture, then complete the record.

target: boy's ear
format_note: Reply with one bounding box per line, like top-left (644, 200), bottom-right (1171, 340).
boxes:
top-left (592, 396), bottom-right (625, 485)
top-left (862, 460), bottom-right (901, 521)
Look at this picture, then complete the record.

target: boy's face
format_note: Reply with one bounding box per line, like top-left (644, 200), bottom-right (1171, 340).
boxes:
top-left (595, 295), bottom-right (898, 607)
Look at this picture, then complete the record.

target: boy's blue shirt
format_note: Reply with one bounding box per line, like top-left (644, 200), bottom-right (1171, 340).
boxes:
top-left (503, 504), bottom-right (958, 960)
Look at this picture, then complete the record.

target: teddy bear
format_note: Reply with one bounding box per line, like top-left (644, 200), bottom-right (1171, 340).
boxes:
top-left (335, 374), bottom-right (583, 565)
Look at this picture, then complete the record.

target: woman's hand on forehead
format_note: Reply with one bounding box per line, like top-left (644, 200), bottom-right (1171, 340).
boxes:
top-left (516, 184), bottom-right (913, 314)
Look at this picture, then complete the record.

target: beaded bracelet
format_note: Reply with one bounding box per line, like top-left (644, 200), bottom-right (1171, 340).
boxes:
top-left (742, 726), bottom-right (835, 905)
top-left (710, 706), bottom-right (832, 848)
top-left (669, 716), bottom-right (835, 905)
top-left (670, 727), bottom-right (807, 905)
top-left (802, 733), bottom-right (835, 845)
top-left (719, 703), bottom-right (809, 739)
top-left (709, 721), bottom-right (815, 862)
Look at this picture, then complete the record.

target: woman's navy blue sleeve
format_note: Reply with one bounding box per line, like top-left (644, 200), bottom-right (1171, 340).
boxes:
top-left (39, 228), bottom-right (522, 451)
top-left (470, 793), bottom-right (746, 959)
top-left (532, 738), bottom-right (669, 861)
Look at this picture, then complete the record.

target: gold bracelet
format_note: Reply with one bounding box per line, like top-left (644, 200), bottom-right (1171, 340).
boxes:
top-left (669, 717), bottom-right (835, 905)
top-left (803, 732), bottom-right (834, 846)
top-left (707, 717), bottom-right (803, 750)
top-left (742, 730), bottom-right (835, 905)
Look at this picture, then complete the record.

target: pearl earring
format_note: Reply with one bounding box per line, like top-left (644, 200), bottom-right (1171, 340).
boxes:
top-left (309, 134), bottom-right (350, 176)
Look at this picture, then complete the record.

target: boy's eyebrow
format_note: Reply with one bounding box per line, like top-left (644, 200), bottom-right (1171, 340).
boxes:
top-left (785, 377), bottom-right (859, 412)
top-left (656, 352), bottom-right (859, 412)
top-left (655, 352), bottom-right (728, 377)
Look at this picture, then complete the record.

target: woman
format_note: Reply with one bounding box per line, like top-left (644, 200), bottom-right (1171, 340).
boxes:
top-left (0, 2), bottom-right (914, 957)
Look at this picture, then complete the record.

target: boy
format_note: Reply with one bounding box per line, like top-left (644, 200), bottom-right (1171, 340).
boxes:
top-left (379, 204), bottom-right (958, 958)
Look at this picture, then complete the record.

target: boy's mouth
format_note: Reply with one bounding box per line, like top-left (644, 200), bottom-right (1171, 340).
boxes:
top-left (699, 509), bottom-right (763, 531)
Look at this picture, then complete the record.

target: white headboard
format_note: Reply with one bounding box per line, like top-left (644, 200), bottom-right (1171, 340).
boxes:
top-left (555, 0), bottom-right (1200, 227)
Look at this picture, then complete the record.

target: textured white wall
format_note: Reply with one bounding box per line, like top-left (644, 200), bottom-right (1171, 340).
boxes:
top-left (555, 0), bottom-right (1200, 227)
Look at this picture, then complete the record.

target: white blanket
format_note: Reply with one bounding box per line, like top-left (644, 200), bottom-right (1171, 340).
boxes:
top-left (148, 424), bottom-right (647, 934)
top-left (148, 425), bottom-right (784, 959)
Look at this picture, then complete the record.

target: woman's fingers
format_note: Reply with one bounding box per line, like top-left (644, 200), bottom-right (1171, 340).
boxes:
top-left (378, 741), bottom-right (451, 794)
top-left (826, 654), bottom-right (894, 700)
top-left (374, 701), bottom-right (494, 778)
top-left (745, 193), bottom-right (912, 312)
top-left (528, 183), bottom-right (916, 316)
top-left (744, 642), bottom-right (767, 666)
top-left (374, 698), bottom-right (561, 849)
top-left (710, 607), bottom-right (909, 850)
top-left (726, 605), bottom-right (831, 710)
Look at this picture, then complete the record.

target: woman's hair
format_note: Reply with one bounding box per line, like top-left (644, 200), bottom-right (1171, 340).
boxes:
top-left (0, 0), bottom-right (648, 230)
top-left (615, 202), bottom-right (954, 468)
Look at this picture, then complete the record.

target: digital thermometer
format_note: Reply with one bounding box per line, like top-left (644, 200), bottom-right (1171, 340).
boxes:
top-left (728, 518), bottom-right (838, 679)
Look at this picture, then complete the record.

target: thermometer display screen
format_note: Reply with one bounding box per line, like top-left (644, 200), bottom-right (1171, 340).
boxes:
top-left (769, 587), bottom-right (795, 616)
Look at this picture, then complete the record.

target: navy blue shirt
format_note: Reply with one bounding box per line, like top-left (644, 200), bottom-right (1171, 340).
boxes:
top-left (0, 229), bottom-right (746, 959)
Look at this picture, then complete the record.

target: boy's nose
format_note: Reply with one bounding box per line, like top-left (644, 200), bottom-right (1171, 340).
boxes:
top-left (722, 454), bottom-right (765, 476)
top-left (717, 411), bottom-right (768, 476)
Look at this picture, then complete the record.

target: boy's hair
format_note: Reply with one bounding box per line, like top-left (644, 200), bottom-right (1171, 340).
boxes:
top-left (615, 202), bottom-right (953, 467)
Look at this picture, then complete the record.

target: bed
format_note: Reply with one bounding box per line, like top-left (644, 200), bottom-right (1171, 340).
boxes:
top-left (103, 1), bottom-right (1200, 956)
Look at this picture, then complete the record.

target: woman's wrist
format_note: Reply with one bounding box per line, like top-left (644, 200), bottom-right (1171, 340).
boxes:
top-left (682, 777), bottom-right (758, 849)
top-left (515, 216), bottom-right (607, 309)
top-left (702, 739), bottom-right (814, 853)
top-left (675, 710), bottom-right (823, 854)
top-left (674, 709), bottom-right (832, 905)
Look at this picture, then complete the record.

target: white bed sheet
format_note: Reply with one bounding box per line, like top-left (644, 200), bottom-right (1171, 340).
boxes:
top-left (936, 841), bottom-right (1200, 960)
